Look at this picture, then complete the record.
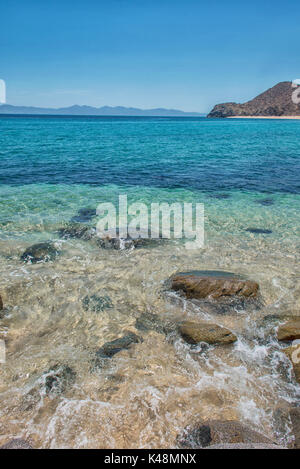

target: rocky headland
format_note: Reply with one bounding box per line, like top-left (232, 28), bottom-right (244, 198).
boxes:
top-left (207, 81), bottom-right (300, 118)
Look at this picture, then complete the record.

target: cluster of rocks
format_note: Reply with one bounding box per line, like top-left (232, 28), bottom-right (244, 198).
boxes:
top-left (19, 207), bottom-right (166, 263)
top-left (6, 235), bottom-right (300, 448)
top-left (19, 205), bottom-right (274, 263)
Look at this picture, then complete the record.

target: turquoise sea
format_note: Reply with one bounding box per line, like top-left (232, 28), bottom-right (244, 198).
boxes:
top-left (0, 116), bottom-right (299, 448)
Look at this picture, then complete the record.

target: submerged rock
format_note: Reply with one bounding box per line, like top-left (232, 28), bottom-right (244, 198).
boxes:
top-left (260, 314), bottom-right (282, 325)
top-left (97, 235), bottom-right (136, 250)
top-left (58, 223), bottom-right (96, 240)
top-left (277, 320), bottom-right (300, 342)
top-left (97, 235), bottom-right (154, 250)
top-left (20, 242), bottom-right (59, 263)
top-left (284, 344), bottom-right (300, 383)
top-left (70, 207), bottom-right (96, 223)
top-left (256, 198), bottom-right (274, 206)
top-left (177, 420), bottom-right (275, 448)
top-left (273, 406), bottom-right (300, 449)
top-left (0, 439), bottom-right (33, 449)
top-left (209, 193), bottom-right (230, 199)
top-left (97, 228), bottom-right (164, 250)
top-left (289, 408), bottom-right (300, 449)
top-left (207, 443), bottom-right (285, 449)
top-left (20, 388), bottom-right (41, 412)
top-left (0, 294), bottom-right (3, 310)
top-left (82, 294), bottom-right (113, 312)
top-left (179, 321), bottom-right (237, 345)
top-left (95, 332), bottom-right (142, 361)
top-left (245, 228), bottom-right (272, 234)
top-left (43, 364), bottom-right (76, 395)
top-left (135, 312), bottom-right (175, 335)
top-left (170, 271), bottom-right (259, 301)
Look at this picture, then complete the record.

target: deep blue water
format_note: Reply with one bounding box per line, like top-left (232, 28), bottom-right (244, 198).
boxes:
top-left (0, 115), bottom-right (300, 194)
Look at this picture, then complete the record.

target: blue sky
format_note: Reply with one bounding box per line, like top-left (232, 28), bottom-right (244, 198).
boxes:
top-left (1, 0), bottom-right (299, 112)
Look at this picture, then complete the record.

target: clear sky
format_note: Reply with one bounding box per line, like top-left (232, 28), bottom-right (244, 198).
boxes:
top-left (1, 0), bottom-right (299, 112)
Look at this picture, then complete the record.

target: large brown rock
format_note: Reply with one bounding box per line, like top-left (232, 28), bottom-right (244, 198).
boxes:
top-left (177, 420), bottom-right (274, 448)
top-left (179, 321), bottom-right (237, 345)
top-left (171, 271), bottom-right (259, 301)
top-left (277, 320), bottom-right (300, 342)
top-left (284, 344), bottom-right (300, 383)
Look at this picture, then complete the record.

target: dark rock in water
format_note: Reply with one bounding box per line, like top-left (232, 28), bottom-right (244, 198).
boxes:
top-left (177, 420), bottom-right (274, 448)
top-left (256, 198), bottom-right (274, 206)
top-left (20, 242), bottom-right (59, 263)
top-left (82, 294), bottom-right (113, 312)
top-left (97, 236), bottom-right (136, 250)
top-left (179, 321), bottom-right (237, 345)
top-left (97, 235), bottom-right (157, 250)
top-left (170, 271), bottom-right (259, 301)
top-left (97, 228), bottom-right (164, 250)
top-left (106, 374), bottom-right (126, 384)
top-left (0, 220), bottom-right (13, 227)
top-left (135, 312), bottom-right (175, 335)
top-left (95, 332), bottom-right (142, 360)
top-left (179, 424), bottom-right (212, 448)
top-left (209, 193), bottom-right (230, 199)
top-left (0, 294), bottom-right (3, 310)
top-left (246, 228), bottom-right (272, 234)
top-left (58, 223), bottom-right (96, 240)
top-left (43, 364), bottom-right (76, 395)
top-left (0, 439), bottom-right (33, 449)
top-left (260, 314), bottom-right (282, 325)
top-left (70, 207), bottom-right (96, 223)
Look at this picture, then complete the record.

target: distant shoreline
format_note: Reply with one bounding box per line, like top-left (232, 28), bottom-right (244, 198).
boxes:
top-left (227, 115), bottom-right (300, 120)
top-left (0, 113), bottom-right (205, 119)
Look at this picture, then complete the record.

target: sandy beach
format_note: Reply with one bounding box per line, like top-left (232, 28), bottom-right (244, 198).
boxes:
top-left (227, 115), bottom-right (300, 119)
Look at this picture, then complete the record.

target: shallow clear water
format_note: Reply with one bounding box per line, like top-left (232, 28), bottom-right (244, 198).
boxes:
top-left (0, 116), bottom-right (299, 448)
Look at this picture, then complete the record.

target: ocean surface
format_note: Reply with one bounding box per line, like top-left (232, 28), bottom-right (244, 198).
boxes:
top-left (0, 115), bottom-right (299, 448)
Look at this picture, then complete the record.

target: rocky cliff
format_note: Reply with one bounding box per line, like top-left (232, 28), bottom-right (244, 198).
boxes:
top-left (207, 81), bottom-right (300, 117)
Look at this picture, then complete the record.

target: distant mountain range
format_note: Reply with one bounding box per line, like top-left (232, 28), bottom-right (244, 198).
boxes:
top-left (0, 103), bottom-right (203, 117)
top-left (208, 81), bottom-right (300, 117)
